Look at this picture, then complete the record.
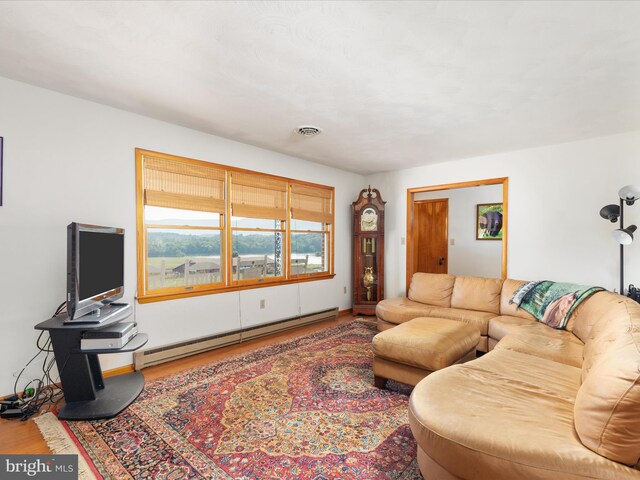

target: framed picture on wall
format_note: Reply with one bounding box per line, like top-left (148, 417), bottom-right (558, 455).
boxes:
top-left (476, 203), bottom-right (503, 240)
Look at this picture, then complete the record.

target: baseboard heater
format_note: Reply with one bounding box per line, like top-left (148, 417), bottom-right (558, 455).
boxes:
top-left (133, 307), bottom-right (338, 370)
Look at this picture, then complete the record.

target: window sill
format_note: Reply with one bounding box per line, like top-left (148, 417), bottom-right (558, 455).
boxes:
top-left (137, 273), bottom-right (336, 304)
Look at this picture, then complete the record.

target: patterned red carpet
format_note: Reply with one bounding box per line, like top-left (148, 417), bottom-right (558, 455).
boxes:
top-left (63, 320), bottom-right (420, 479)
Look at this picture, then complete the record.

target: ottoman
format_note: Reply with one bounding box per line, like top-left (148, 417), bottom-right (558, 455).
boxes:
top-left (372, 317), bottom-right (480, 387)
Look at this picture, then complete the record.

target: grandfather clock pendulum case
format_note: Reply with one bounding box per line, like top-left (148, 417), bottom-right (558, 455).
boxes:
top-left (352, 186), bottom-right (385, 316)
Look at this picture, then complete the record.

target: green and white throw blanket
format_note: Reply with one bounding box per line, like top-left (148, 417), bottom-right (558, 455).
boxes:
top-left (510, 281), bottom-right (604, 330)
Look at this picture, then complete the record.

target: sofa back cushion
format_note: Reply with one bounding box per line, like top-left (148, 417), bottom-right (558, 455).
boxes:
top-left (408, 273), bottom-right (456, 307)
top-left (499, 279), bottom-right (536, 320)
top-left (569, 291), bottom-right (622, 342)
top-left (574, 297), bottom-right (640, 466)
top-left (450, 276), bottom-right (503, 314)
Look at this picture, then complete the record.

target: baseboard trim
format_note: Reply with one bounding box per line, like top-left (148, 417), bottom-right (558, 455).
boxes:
top-left (134, 307), bottom-right (339, 370)
top-left (103, 364), bottom-right (134, 378)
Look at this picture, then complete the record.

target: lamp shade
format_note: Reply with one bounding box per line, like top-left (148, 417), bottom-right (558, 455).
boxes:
top-left (612, 225), bottom-right (637, 245)
top-left (618, 185), bottom-right (640, 206)
top-left (600, 204), bottom-right (620, 222)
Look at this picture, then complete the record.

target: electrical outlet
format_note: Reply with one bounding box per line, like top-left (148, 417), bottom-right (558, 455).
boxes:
top-left (450, 238), bottom-right (455, 246)
top-left (343, 286), bottom-right (347, 294)
top-left (260, 299), bottom-right (265, 309)
top-left (401, 237), bottom-right (406, 245)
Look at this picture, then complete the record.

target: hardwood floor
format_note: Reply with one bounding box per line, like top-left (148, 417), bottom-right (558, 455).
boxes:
top-left (0, 314), bottom-right (361, 455)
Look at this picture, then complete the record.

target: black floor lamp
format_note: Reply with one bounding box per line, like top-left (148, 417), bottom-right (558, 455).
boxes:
top-left (600, 185), bottom-right (640, 295)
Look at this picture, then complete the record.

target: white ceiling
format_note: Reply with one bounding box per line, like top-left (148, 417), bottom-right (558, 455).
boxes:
top-left (1, 1), bottom-right (639, 174)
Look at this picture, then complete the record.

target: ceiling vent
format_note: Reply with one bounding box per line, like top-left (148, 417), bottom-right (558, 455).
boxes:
top-left (296, 125), bottom-right (322, 137)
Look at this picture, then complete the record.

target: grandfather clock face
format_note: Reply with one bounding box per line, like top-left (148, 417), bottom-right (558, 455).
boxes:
top-left (360, 207), bottom-right (378, 231)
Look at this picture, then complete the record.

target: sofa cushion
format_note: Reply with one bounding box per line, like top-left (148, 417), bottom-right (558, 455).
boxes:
top-left (409, 349), bottom-right (640, 479)
top-left (574, 298), bottom-right (640, 466)
top-left (581, 295), bottom-right (638, 380)
top-left (451, 275), bottom-right (503, 314)
top-left (488, 315), bottom-right (537, 341)
top-left (375, 297), bottom-right (434, 325)
top-left (408, 273), bottom-right (456, 307)
top-left (428, 306), bottom-right (495, 335)
top-left (499, 279), bottom-right (536, 320)
top-left (373, 317), bottom-right (480, 371)
top-left (570, 291), bottom-right (625, 342)
top-left (494, 325), bottom-right (584, 368)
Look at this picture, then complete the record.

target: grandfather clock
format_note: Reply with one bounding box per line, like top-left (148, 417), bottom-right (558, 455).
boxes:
top-left (352, 186), bottom-right (385, 316)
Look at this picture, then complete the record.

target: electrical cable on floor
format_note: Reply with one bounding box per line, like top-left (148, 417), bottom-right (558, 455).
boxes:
top-left (4, 301), bottom-right (67, 421)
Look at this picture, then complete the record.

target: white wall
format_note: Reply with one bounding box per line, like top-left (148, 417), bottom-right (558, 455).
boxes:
top-left (3, 73), bottom-right (639, 396)
top-left (366, 130), bottom-right (640, 298)
top-left (414, 184), bottom-right (503, 278)
top-left (0, 77), bottom-right (364, 394)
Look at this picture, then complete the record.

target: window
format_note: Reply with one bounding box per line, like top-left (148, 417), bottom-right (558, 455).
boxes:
top-left (290, 184), bottom-right (332, 276)
top-left (136, 149), bottom-right (334, 302)
top-left (230, 172), bottom-right (287, 283)
top-left (139, 154), bottom-right (226, 296)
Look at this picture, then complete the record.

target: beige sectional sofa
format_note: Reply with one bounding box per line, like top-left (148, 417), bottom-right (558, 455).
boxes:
top-left (376, 273), bottom-right (640, 479)
top-left (376, 273), bottom-right (540, 353)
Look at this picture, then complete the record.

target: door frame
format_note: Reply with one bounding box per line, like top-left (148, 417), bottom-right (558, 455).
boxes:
top-left (406, 177), bottom-right (508, 293)
top-left (412, 198), bottom-right (449, 276)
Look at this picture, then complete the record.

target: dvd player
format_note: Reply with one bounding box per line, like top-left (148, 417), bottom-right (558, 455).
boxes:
top-left (81, 323), bottom-right (138, 350)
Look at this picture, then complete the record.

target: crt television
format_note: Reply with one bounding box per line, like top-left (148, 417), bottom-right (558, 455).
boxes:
top-left (67, 222), bottom-right (125, 320)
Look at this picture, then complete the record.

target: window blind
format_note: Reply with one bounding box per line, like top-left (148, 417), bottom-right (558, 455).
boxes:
top-left (290, 184), bottom-right (333, 224)
top-left (143, 155), bottom-right (226, 213)
top-left (231, 172), bottom-right (288, 220)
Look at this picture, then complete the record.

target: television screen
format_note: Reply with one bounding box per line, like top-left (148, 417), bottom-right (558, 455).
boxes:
top-left (67, 222), bottom-right (125, 320)
top-left (79, 231), bottom-right (124, 301)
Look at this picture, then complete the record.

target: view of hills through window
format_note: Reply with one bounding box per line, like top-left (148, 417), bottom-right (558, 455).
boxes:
top-left (145, 208), bottom-right (325, 289)
top-left (147, 215), bottom-right (322, 259)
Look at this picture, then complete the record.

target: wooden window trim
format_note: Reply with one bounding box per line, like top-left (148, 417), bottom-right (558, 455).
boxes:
top-left (232, 227), bottom-right (284, 233)
top-left (136, 148), bottom-right (335, 303)
top-left (138, 273), bottom-right (337, 304)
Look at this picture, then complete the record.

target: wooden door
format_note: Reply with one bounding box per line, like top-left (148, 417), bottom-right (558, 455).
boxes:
top-left (413, 199), bottom-right (448, 275)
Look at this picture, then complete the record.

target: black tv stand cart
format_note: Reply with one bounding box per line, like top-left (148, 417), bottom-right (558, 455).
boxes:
top-left (35, 305), bottom-right (148, 420)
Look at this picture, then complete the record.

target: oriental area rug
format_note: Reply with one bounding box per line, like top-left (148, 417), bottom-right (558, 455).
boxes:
top-left (37, 319), bottom-right (421, 479)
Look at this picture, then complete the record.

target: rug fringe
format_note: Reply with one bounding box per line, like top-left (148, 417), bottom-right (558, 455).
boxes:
top-left (34, 412), bottom-right (97, 480)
